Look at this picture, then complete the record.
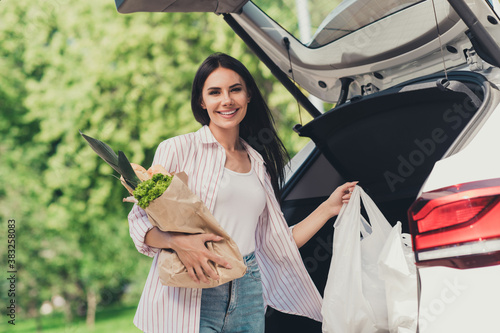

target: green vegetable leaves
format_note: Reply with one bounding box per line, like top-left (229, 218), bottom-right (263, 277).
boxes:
top-left (80, 131), bottom-right (172, 208)
top-left (80, 131), bottom-right (141, 189)
top-left (133, 173), bottom-right (173, 209)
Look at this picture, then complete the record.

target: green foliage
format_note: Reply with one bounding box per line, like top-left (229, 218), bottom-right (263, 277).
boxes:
top-left (0, 0), bottom-right (311, 326)
top-left (133, 173), bottom-right (173, 209)
top-left (0, 304), bottom-right (139, 332)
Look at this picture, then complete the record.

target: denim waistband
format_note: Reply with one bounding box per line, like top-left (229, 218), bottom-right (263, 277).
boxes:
top-left (243, 252), bottom-right (255, 264)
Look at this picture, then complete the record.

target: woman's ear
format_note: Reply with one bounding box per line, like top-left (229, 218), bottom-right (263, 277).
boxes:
top-left (201, 100), bottom-right (206, 109)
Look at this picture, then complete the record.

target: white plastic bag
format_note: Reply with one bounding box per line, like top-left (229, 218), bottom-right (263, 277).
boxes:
top-left (322, 185), bottom-right (393, 333)
top-left (378, 223), bottom-right (418, 333)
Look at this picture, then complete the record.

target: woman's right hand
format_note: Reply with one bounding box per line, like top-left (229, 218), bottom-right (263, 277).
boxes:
top-left (166, 231), bottom-right (232, 284)
top-left (145, 227), bottom-right (231, 284)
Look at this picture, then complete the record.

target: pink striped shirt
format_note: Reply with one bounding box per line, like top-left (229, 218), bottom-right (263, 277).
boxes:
top-left (128, 125), bottom-right (323, 332)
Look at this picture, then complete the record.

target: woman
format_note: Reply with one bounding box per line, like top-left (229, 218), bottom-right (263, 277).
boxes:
top-left (128, 52), bottom-right (357, 333)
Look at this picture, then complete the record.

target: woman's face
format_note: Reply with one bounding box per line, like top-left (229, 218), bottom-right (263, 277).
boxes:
top-left (201, 67), bottom-right (250, 133)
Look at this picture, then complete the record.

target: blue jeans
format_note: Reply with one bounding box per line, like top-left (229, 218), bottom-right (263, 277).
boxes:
top-left (199, 252), bottom-right (265, 333)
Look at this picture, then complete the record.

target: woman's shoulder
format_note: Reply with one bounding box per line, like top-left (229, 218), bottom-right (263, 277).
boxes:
top-left (153, 131), bottom-right (200, 168)
top-left (157, 130), bottom-right (199, 150)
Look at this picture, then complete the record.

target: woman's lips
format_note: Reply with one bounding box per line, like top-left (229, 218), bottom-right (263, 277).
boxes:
top-left (217, 109), bottom-right (238, 118)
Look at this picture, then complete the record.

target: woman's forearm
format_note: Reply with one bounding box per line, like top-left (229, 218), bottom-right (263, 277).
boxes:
top-left (292, 181), bottom-right (357, 248)
top-left (144, 227), bottom-right (173, 249)
top-left (292, 202), bottom-right (335, 248)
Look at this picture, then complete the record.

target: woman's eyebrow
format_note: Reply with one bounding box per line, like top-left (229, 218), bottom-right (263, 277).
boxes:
top-left (206, 83), bottom-right (243, 90)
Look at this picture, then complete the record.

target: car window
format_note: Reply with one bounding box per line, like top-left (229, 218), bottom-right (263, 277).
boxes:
top-left (252, 0), bottom-right (424, 48)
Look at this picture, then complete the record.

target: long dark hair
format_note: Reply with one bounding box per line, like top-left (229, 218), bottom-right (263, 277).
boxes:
top-left (191, 52), bottom-right (289, 201)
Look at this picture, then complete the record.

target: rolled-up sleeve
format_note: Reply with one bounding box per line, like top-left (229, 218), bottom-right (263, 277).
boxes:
top-left (128, 204), bottom-right (159, 257)
top-left (127, 138), bottom-right (180, 257)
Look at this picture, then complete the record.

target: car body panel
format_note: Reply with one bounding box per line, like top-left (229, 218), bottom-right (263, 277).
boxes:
top-left (421, 99), bottom-right (500, 193)
top-left (417, 264), bottom-right (500, 332)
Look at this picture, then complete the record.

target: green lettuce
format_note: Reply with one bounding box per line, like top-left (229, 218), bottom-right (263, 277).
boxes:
top-left (133, 173), bottom-right (173, 209)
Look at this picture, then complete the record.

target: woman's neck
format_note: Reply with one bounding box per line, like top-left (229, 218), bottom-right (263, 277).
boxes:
top-left (208, 124), bottom-right (242, 152)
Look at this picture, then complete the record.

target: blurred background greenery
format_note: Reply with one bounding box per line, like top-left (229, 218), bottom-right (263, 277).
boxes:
top-left (0, 0), bottom-right (325, 332)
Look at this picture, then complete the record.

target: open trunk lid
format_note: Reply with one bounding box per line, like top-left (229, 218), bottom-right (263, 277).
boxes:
top-left (115, 0), bottom-right (249, 14)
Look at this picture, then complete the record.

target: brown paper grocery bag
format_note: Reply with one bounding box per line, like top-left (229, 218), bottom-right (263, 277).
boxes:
top-left (145, 172), bottom-right (247, 289)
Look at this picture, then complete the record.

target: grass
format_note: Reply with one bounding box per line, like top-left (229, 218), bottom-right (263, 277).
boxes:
top-left (0, 305), bottom-right (140, 333)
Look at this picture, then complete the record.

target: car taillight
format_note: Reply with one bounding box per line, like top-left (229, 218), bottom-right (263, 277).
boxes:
top-left (408, 178), bottom-right (500, 269)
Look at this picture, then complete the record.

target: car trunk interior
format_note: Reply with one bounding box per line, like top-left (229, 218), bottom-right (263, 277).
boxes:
top-left (266, 71), bottom-right (490, 332)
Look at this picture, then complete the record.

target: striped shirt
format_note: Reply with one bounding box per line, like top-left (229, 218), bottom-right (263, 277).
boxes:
top-left (128, 125), bottom-right (323, 333)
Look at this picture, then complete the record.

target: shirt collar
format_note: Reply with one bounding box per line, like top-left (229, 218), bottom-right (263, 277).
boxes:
top-left (241, 140), bottom-right (264, 165)
top-left (197, 125), bottom-right (219, 144)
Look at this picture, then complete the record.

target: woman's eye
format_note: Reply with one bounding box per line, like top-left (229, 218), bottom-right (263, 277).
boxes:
top-left (208, 91), bottom-right (220, 95)
top-left (231, 87), bottom-right (242, 92)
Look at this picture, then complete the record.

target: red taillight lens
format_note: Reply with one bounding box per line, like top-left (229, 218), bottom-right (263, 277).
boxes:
top-left (417, 196), bottom-right (495, 233)
top-left (408, 179), bottom-right (500, 269)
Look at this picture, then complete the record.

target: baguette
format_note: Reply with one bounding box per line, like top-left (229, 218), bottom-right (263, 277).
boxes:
top-left (131, 163), bottom-right (151, 181)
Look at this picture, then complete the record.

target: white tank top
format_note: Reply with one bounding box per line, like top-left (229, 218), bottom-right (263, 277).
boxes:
top-left (212, 164), bottom-right (267, 256)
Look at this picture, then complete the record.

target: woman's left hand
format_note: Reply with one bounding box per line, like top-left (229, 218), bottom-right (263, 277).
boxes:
top-left (324, 181), bottom-right (358, 217)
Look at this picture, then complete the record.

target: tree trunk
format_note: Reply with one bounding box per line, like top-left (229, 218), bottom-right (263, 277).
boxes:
top-left (36, 314), bottom-right (43, 333)
top-left (62, 291), bottom-right (73, 323)
top-left (86, 289), bottom-right (97, 330)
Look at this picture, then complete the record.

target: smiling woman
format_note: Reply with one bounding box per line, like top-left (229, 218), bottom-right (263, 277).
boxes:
top-left (127, 52), bottom-right (357, 333)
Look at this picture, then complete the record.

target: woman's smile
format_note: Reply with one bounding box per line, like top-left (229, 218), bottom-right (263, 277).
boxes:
top-left (217, 108), bottom-right (238, 117)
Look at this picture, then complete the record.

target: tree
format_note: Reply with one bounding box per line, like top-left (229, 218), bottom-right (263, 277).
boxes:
top-left (0, 0), bottom-right (311, 329)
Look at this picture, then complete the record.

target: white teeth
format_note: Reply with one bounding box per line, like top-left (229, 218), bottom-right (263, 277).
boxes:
top-left (219, 110), bottom-right (236, 115)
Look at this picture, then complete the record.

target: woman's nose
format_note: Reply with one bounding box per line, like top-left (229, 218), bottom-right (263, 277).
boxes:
top-left (221, 92), bottom-right (233, 105)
